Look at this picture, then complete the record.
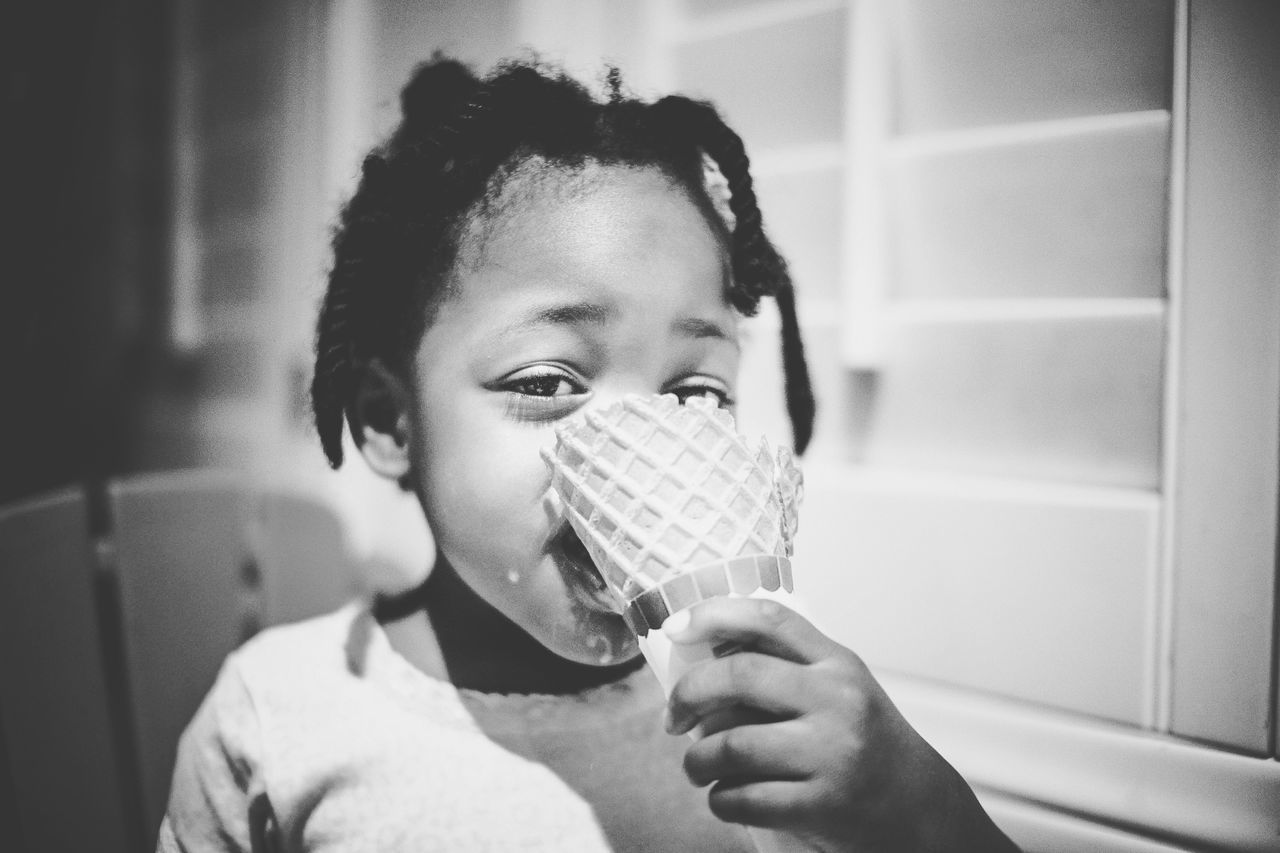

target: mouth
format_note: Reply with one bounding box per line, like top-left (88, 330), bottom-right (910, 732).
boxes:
top-left (552, 525), bottom-right (624, 615)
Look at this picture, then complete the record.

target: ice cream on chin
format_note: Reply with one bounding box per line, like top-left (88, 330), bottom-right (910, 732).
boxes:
top-left (541, 393), bottom-right (802, 639)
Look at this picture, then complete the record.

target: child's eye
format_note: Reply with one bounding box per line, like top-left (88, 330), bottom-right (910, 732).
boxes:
top-left (494, 365), bottom-right (590, 423)
top-left (504, 371), bottom-right (586, 398)
top-left (667, 379), bottom-right (735, 409)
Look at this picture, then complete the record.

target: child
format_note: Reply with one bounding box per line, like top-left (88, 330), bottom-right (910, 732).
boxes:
top-left (159, 56), bottom-right (1018, 852)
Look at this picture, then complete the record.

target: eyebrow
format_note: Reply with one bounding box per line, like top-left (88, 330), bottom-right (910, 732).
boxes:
top-left (496, 300), bottom-right (739, 349)
top-left (674, 317), bottom-right (738, 348)
top-left (497, 301), bottom-right (614, 338)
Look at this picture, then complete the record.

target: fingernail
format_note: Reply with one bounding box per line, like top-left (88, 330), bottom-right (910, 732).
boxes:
top-left (663, 609), bottom-right (691, 638)
top-left (664, 707), bottom-right (692, 736)
top-left (661, 706), bottom-right (674, 733)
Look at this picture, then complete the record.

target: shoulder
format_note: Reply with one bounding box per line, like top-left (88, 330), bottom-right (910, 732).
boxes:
top-left (207, 601), bottom-right (391, 733)
top-left (174, 603), bottom-right (370, 773)
top-left (162, 604), bottom-right (371, 849)
top-left (232, 601), bottom-right (365, 675)
top-left (186, 604), bottom-right (363, 735)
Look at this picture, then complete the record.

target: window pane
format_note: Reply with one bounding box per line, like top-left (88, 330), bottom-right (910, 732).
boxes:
top-left (888, 116), bottom-right (1170, 299)
top-left (672, 6), bottom-right (846, 149)
top-left (857, 315), bottom-right (1164, 488)
top-left (891, 0), bottom-right (1175, 134)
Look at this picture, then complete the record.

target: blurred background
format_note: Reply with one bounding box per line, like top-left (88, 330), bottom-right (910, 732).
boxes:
top-left (3, 1), bottom-right (1279, 851)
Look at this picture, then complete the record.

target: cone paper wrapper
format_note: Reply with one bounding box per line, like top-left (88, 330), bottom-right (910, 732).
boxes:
top-left (638, 584), bottom-right (797, 695)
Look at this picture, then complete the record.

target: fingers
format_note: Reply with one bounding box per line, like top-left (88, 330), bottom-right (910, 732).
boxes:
top-left (694, 706), bottom-right (777, 739)
top-left (707, 779), bottom-right (818, 830)
top-left (665, 651), bottom-right (807, 735)
top-left (682, 720), bottom-right (815, 787)
top-left (664, 596), bottom-right (838, 666)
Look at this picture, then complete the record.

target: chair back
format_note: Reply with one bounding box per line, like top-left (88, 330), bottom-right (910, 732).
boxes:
top-left (0, 489), bottom-right (141, 852)
top-left (109, 470), bottom-right (254, 839)
top-left (0, 472), bottom-right (360, 852)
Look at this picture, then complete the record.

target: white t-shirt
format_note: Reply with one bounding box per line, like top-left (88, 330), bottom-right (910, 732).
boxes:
top-left (157, 603), bottom-right (751, 852)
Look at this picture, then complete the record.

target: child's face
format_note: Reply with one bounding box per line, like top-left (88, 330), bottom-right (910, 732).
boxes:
top-left (409, 165), bottom-right (739, 666)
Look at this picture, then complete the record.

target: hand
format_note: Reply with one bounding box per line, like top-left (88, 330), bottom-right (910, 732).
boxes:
top-left (662, 597), bottom-right (1019, 853)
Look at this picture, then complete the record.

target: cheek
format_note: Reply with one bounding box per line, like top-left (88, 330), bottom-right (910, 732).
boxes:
top-left (417, 415), bottom-right (556, 552)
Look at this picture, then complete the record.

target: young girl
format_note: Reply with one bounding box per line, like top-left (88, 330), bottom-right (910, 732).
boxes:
top-left (159, 56), bottom-right (1018, 852)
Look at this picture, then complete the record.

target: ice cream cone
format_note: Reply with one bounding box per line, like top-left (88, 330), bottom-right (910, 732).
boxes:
top-left (541, 393), bottom-right (801, 642)
top-left (542, 394), bottom-right (806, 852)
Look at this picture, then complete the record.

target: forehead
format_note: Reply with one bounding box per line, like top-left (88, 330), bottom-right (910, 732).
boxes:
top-left (445, 163), bottom-right (734, 321)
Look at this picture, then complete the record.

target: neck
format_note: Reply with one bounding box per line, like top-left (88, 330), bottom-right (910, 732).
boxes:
top-left (379, 558), bottom-right (643, 695)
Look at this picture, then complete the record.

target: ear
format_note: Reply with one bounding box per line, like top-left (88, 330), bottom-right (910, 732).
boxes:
top-left (352, 359), bottom-right (413, 481)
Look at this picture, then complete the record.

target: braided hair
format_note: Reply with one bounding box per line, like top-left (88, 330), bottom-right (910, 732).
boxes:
top-left (312, 55), bottom-right (816, 468)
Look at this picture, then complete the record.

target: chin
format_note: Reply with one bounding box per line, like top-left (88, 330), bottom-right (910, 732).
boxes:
top-left (541, 608), bottom-right (643, 667)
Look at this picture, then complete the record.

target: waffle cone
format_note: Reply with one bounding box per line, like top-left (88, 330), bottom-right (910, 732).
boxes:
top-left (542, 394), bottom-right (802, 636)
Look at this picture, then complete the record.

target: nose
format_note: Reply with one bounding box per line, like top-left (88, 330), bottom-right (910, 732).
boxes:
top-left (538, 382), bottom-right (659, 509)
top-left (580, 376), bottom-right (662, 418)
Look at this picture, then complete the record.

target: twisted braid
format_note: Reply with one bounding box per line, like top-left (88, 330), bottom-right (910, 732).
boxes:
top-left (312, 59), bottom-right (500, 467)
top-left (652, 95), bottom-right (815, 452)
top-left (312, 153), bottom-right (395, 467)
top-left (312, 57), bottom-right (817, 467)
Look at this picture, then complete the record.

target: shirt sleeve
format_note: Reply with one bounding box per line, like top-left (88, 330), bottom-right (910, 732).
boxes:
top-left (158, 655), bottom-right (280, 853)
